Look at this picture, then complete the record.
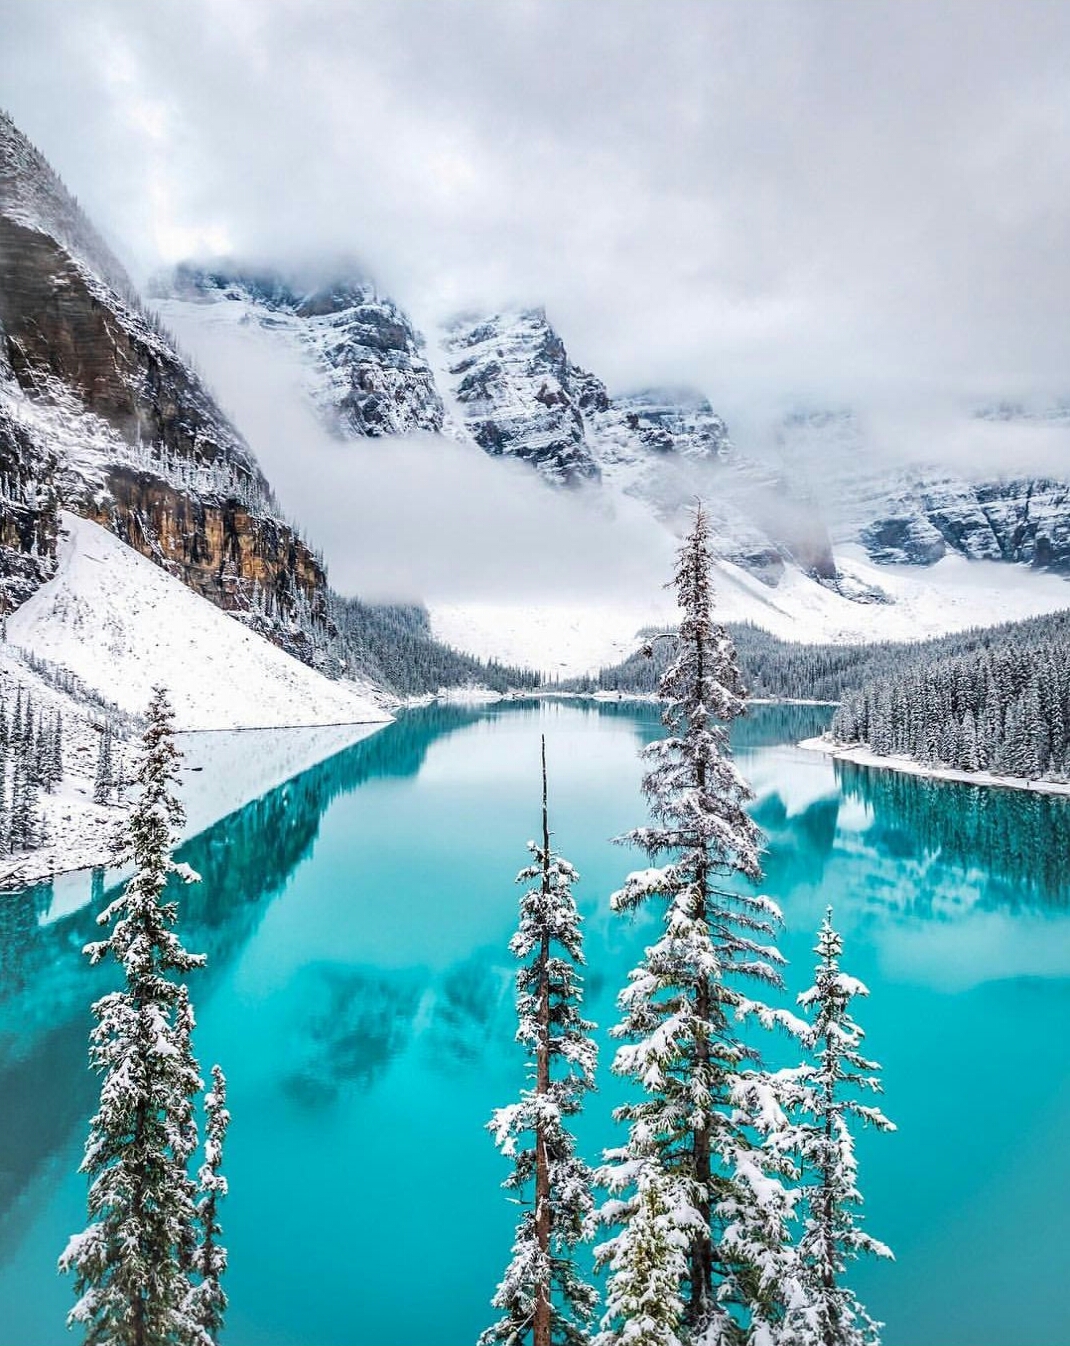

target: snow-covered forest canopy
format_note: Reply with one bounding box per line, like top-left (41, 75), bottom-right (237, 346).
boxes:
top-left (587, 610), bottom-right (1070, 783)
top-left (585, 610), bottom-right (1070, 705)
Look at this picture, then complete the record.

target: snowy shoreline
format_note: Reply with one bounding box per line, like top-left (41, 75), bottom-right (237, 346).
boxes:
top-left (799, 735), bottom-right (1070, 798)
top-left (2, 720), bottom-right (388, 906)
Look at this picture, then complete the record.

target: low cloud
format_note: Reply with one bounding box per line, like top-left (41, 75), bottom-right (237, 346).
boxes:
top-left (3, 0), bottom-right (1070, 432)
top-left (164, 307), bottom-right (674, 602)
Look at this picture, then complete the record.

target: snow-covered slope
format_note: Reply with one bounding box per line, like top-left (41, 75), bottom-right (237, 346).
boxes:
top-left (430, 547), bottom-right (1070, 677)
top-left (8, 514), bottom-right (390, 731)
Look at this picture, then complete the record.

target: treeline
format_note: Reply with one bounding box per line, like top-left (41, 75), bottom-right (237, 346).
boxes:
top-left (583, 610), bottom-right (1070, 703)
top-left (0, 687), bottom-right (63, 852)
top-left (575, 622), bottom-right (899, 700)
top-left (335, 597), bottom-right (539, 696)
top-left (13, 647), bottom-right (136, 732)
top-left (832, 628), bottom-right (1070, 779)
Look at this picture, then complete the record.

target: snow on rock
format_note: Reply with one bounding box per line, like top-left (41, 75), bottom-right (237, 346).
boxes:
top-left (8, 513), bottom-right (391, 731)
top-left (156, 265), bottom-right (444, 439)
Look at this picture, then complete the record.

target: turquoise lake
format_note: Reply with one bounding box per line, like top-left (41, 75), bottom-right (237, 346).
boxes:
top-left (1, 700), bottom-right (1068, 1346)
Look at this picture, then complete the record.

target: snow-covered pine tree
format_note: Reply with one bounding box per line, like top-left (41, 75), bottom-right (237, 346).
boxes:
top-left (9, 729), bottom-right (39, 851)
top-left (50, 710), bottom-right (64, 790)
top-left (94, 725), bottom-right (114, 806)
top-left (482, 736), bottom-right (598, 1346)
top-left (777, 911), bottom-right (894, 1346)
top-left (595, 1151), bottom-right (690, 1346)
top-left (598, 505), bottom-right (800, 1345)
top-left (60, 686), bottom-right (207, 1346)
top-left (185, 1065), bottom-right (230, 1346)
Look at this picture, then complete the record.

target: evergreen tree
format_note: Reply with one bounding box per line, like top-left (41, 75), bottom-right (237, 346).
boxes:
top-left (94, 725), bottom-right (114, 806)
top-left (50, 710), bottom-right (64, 790)
top-left (778, 912), bottom-right (894, 1346)
top-left (9, 730), bottom-right (39, 851)
top-left (482, 737), bottom-right (598, 1346)
top-left (185, 1066), bottom-right (230, 1346)
top-left (597, 507), bottom-right (800, 1345)
top-left (595, 1154), bottom-right (689, 1346)
top-left (60, 686), bottom-right (207, 1346)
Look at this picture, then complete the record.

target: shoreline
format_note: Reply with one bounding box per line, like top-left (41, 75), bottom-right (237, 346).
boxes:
top-left (1, 720), bottom-right (389, 901)
top-left (799, 735), bottom-right (1070, 798)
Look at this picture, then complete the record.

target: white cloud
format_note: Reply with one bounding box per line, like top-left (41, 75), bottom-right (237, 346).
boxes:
top-left (3, 0), bottom-right (1070, 438)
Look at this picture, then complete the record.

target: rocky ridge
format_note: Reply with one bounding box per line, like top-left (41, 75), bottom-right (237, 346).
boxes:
top-left (162, 263), bottom-right (444, 439)
top-left (0, 112), bottom-right (332, 662)
top-left (780, 410), bottom-right (1070, 574)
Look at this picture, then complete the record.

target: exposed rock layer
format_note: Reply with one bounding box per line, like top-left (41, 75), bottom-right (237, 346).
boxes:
top-left (0, 114), bottom-right (331, 645)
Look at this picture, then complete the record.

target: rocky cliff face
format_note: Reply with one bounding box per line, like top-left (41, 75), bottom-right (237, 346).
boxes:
top-left (0, 113), bottom-right (330, 654)
top-left (162, 263), bottom-right (444, 439)
top-left (781, 410), bottom-right (1070, 574)
top-left (441, 308), bottom-right (599, 483)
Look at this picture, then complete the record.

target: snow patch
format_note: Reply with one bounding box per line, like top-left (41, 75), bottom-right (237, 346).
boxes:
top-left (8, 513), bottom-right (391, 731)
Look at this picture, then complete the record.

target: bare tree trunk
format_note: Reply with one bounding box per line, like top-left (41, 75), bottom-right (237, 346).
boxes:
top-left (534, 735), bottom-right (553, 1346)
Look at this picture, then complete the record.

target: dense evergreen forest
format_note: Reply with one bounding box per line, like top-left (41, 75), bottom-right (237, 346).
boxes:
top-left (334, 598), bottom-right (539, 696)
top-left (830, 622), bottom-right (1070, 779)
top-left (583, 609), bottom-right (1070, 782)
top-left (584, 611), bottom-right (1070, 703)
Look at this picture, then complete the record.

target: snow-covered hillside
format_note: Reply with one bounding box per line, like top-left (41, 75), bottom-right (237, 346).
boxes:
top-left (8, 513), bottom-right (390, 731)
top-left (430, 547), bottom-right (1070, 676)
top-left (156, 261), bottom-right (1070, 672)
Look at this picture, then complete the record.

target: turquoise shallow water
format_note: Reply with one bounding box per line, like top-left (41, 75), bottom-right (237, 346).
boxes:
top-left (1, 700), bottom-right (1068, 1346)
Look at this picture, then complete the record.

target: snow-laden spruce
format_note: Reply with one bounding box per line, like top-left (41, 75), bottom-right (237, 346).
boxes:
top-left (482, 736), bottom-right (599, 1346)
top-left (60, 686), bottom-right (224, 1346)
top-left (774, 911), bottom-right (894, 1346)
top-left (596, 506), bottom-right (802, 1346)
top-left (185, 1065), bottom-right (230, 1345)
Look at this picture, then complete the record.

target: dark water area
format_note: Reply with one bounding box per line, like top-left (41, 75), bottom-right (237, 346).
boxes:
top-left (0, 701), bottom-right (1067, 1345)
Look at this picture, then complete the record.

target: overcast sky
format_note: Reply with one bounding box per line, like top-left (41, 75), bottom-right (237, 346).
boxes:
top-left (3, 0), bottom-right (1070, 442)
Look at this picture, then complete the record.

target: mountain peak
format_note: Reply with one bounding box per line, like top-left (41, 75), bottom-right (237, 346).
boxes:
top-left (0, 110), bottom-right (133, 298)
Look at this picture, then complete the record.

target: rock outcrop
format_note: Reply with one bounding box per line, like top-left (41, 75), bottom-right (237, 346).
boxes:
top-left (0, 112), bottom-right (330, 653)
top-left (162, 263), bottom-right (444, 439)
top-left (441, 308), bottom-right (599, 484)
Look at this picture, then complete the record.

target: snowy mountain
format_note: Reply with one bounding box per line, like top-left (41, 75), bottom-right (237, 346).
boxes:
top-left (779, 409), bottom-right (1070, 572)
top-left (9, 512), bottom-right (387, 731)
top-left (152, 258), bottom-right (1070, 672)
top-left (158, 278), bottom-right (838, 586)
top-left (162, 263), bottom-right (444, 438)
top-left (0, 111), bottom-right (334, 665)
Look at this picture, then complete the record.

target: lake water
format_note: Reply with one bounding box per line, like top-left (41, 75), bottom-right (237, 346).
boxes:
top-left (1, 700), bottom-right (1068, 1346)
